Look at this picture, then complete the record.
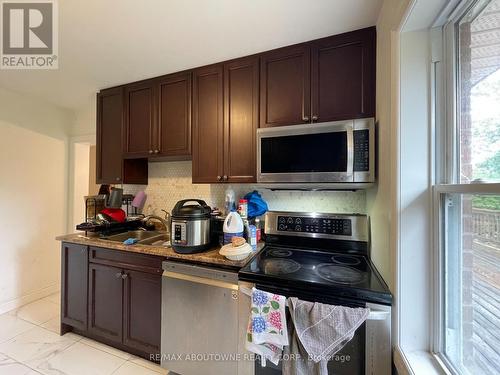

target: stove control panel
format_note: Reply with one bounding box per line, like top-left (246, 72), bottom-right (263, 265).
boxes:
top-left (265, 211), bottom-right (369, 242)
top-left (277, 215), bottom-right (352, 236)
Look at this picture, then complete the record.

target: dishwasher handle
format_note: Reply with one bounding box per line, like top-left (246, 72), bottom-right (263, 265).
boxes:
top-left (163, 270), bottom-right (239, 291)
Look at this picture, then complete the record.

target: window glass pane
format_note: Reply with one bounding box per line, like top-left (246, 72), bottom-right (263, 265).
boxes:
top-left (443, 193), bottom-right (500, 374)
top-left (458, 0), bottom-right (500, 183)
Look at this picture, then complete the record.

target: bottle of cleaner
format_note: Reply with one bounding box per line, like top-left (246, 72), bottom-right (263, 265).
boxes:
top-left (223, 210), bottom-right (244, 245)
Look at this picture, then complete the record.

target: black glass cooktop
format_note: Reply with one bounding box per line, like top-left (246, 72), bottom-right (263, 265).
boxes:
top-left (239, 246), bottom-right (392, 305)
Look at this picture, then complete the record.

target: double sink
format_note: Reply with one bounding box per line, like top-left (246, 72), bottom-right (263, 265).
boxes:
top-left (103, 230), bottom-right (170, 247)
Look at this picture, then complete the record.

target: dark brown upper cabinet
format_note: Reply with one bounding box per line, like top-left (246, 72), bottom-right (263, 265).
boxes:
top-left (98, 26), bottom-right (376, 184)
top-left (192, 58), bottom-right (259, 184)
top-left (260, 44), bottom-right (311, 128)
top-left (311, 27), bottom-right (376, 122)
top-left (124, 80), bottom-right (156, 158)
top-left (223, 56), bottom-right (259, 183)
top-left (97, 87), bottom-right (124, 184)
top-left (156, 72), bottom-right (192, 159)
top-left (96, 88), bottom-right (148, 185)
top-left (260, 27), bottom-right (376, 127)
top-left (192, 64), bottom-right (224, 183)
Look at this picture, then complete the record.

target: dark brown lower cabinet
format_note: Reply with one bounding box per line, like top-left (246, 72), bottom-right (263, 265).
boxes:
top-left (123, 270), bottom-right (162, 354)
top-left (88, 263), bottom-right (123, 343)
top-left (60, 243), bottom-right (163, 362)
top-left (61, 243), bottom-right (88, 332)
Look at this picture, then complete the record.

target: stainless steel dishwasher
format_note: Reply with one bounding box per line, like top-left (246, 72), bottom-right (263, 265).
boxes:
top-left (161, 261), bottom-right (241, 375)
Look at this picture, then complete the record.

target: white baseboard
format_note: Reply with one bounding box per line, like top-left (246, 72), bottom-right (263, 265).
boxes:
top-left (0, 283), bottom-right (60, 315)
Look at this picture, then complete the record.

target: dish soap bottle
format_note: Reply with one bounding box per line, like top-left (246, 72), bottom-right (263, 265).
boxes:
top-left (223, 210), bottom-right (244, 245)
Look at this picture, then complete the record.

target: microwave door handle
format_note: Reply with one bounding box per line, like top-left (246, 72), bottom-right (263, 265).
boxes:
top-left (346, 124), bottom-right (354, 179)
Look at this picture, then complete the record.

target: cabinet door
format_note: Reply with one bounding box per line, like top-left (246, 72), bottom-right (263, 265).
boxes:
top-left (223, 56), bottom-right (259, 183)
top-left (88, 263), bottom-right (123, 343)
top-left (96, 88), bottom-right (124, 184)
top-left (192, 64), bottom-right (224, 183)
top-left (157, 72), bottom-right (192, 159)
top-left (123, 270), bottom-right (161, 355)
top-left (260, 44), bottom-right (311, 127)
top-left (61, 243), bottom-right (88, 331)
top-left (124, 81), bottom-right (155, 157)
top-left (311, 27), bottom-right (376, 122)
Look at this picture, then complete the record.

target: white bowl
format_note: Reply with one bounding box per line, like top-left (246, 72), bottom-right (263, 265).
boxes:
top-left (219, 243), bottom-right (253, 261)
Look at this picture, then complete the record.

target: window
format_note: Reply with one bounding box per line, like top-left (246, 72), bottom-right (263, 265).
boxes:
top-left (435, 0), bottom-right (500, 374)
top-left (457, 0), bottom-right (500, 184)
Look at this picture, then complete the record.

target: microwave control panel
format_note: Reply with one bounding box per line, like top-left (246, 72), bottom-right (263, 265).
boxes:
top-left (277, 215), bottom-right (352, 236)
top-left (353, 129), bottom-right (370, 172)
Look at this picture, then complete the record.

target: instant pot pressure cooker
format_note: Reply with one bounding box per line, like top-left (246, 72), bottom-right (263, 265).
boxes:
top-left (171, 199), bottom-right (212, 254)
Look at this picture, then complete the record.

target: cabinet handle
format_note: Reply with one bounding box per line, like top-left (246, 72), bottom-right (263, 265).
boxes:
top-left (312, 115), bottom-right (319, 121)
top-left (115, 272), bottom-right (122, 278)
top-left (149, 150), bottom-right (153, 154)
top-left (121, 273), bottom-right (128, 279)
top-left (115, 177), bottom-right (120, 182)
top-left (302, 116), bottom-right (310, 122)
top-left (154, 149), bottom-right (159, 154)
top-left (223, 175), bottom-right (228, 181)
top-left (217, 175), bottom-right (222, 182)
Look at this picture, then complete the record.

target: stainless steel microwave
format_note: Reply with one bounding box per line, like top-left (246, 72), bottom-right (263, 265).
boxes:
top-left (257, 118), bottom-right (375, 184)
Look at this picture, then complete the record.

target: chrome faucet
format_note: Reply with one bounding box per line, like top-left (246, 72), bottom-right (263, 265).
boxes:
top-left (143, 214), bottom-right (171, 238)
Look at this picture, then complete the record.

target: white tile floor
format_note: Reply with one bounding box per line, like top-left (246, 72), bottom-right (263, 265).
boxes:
top-left (0, 293), bottom-right (168, 375)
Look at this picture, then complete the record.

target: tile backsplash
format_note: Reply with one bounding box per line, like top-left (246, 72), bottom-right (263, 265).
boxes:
top-left (124, 161), bottom-right (366, 216)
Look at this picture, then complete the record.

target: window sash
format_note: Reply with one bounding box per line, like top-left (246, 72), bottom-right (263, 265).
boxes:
top-left (433, 186), bottom-right (500, 375)
top-left (432, 0), bottom-right (500, 372)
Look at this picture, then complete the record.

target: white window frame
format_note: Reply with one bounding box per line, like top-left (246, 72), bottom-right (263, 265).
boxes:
top-left (432, 0), bottom-right (500, 373)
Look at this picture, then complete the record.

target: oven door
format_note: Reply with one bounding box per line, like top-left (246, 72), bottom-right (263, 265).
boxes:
top-left (257, 121), bottom-right (354, 183)
top-left (255, 322), bottom-right (366, 375)
top-left (242, 283), bottom-right (392, 375)
top-left (253, 306), bottom-right (391, 375)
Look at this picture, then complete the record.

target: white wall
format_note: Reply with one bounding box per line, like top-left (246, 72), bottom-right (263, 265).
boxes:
top-left (369, 0), bottom-right (411, 291)
top-left (0, 87), bottom-right (72, 313)
top-left (71, 97), bottom-right (96, 136)
top-left (66, 97), bottom-right (96, 232)
top-left (71, 143), bottom-right (91, 230)
top-left (399, 28), bottom-right (432, 354)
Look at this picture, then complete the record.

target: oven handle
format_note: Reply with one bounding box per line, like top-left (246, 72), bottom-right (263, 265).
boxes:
top-left (241, 286), bottom-right (389, 321)
top-left (367, 310), bottom-right (390, 321)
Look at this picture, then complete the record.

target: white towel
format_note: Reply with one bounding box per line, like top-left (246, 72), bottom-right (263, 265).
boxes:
top-left (245, 288), bottom-right (288, 366)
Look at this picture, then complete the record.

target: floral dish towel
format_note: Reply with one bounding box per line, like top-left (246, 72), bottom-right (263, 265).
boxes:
top-left (245, 287), bottom-right (288, 366)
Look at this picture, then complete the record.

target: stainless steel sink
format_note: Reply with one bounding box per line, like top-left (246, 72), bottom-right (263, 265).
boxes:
top-left (104, 230), bottom-right (169, 246)
top-left (140, 233), bottom-right (170, 246)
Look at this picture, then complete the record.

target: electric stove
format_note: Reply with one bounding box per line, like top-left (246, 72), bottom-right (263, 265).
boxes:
top-left (239, 212), bottom-right (392, 306)
top-left (238, 211), bottom-right (392, 374)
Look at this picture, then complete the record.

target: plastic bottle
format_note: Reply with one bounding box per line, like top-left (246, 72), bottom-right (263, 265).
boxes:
top-left (223, 210), bottom-right (244, 245)
top-left (255, 218), bottom-right (261, 242)
top-left (247, 224), bottom-right (257, 251)
top-left (224, 187), bottom-right (236, 215)
top-left (238, 199), bottom-right (248, 219)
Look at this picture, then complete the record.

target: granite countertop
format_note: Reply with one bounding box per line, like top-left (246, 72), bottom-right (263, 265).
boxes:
top-left (56, 233), bottom-right (263, 270)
